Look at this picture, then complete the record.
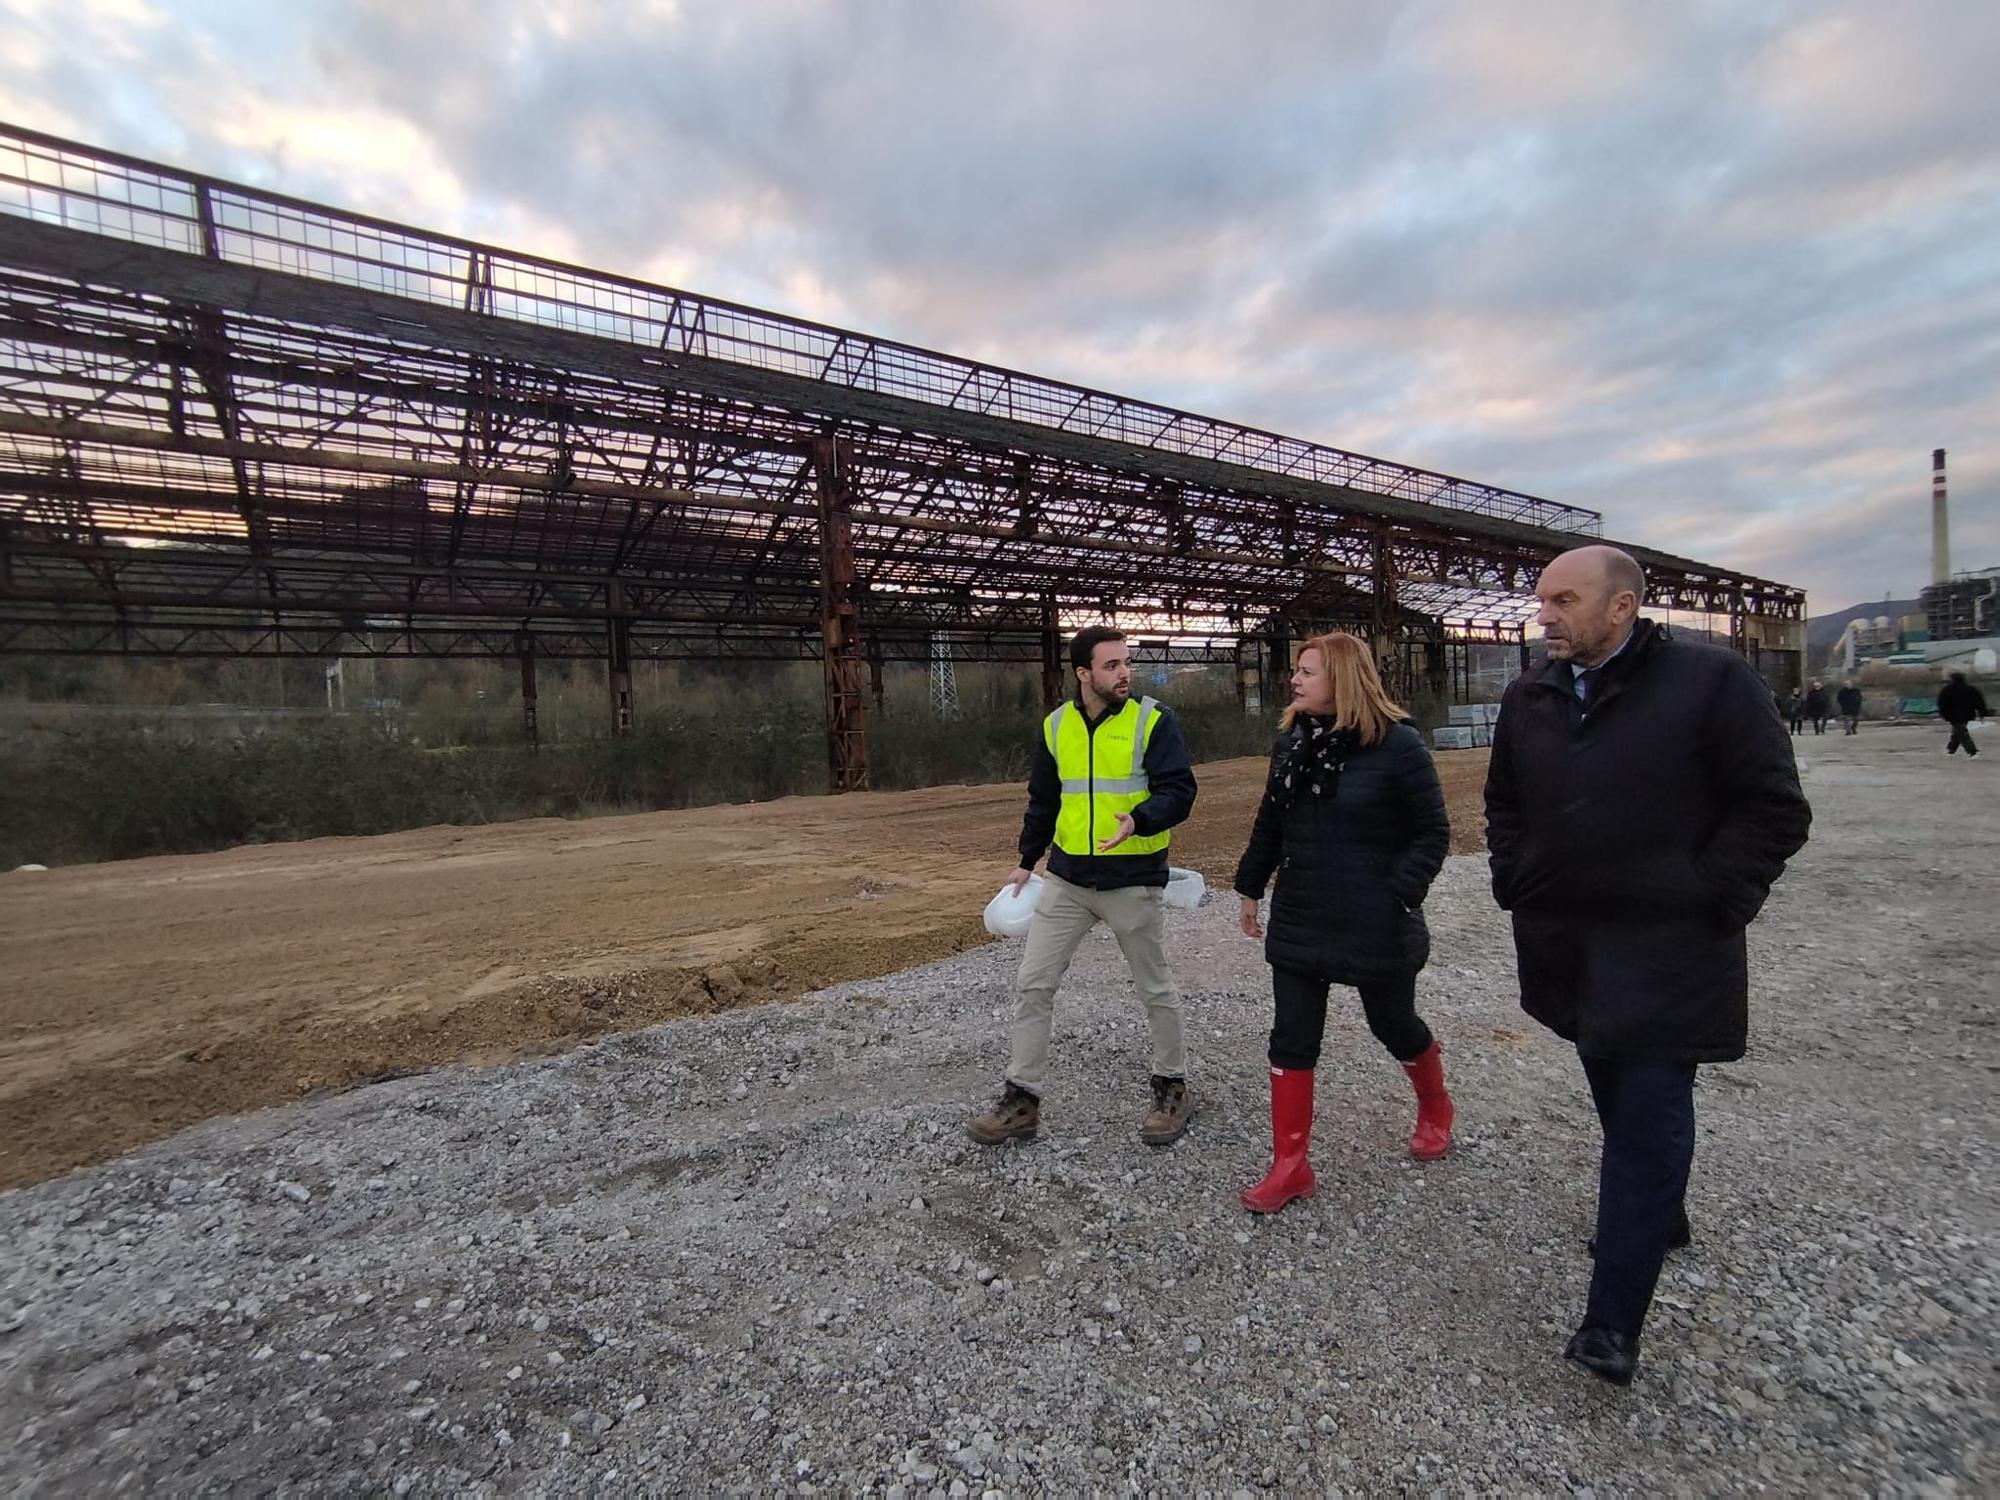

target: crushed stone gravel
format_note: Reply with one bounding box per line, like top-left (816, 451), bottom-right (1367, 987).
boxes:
top-left (1, 727), bottom-right (1993, 1494)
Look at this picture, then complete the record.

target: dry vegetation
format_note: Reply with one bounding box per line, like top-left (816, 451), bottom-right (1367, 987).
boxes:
top-left (0, 658), bottom-right (1321, 868)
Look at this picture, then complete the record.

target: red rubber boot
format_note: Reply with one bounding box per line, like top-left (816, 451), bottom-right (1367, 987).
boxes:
top-left (1240, 1066), bottom-right (1316, 1213)
top-left (1402, 1039), bottom-right (1453, 1161)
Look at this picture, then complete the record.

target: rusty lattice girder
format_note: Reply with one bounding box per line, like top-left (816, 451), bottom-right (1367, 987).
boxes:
top-left (0, 126), bottom-right (1809, 782)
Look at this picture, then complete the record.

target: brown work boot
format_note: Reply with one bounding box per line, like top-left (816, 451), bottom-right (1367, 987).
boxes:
top-left (1139, 1074), bottom-right (1193, 1147)
top-left (965, 1082), bottom-right (1040, 1145)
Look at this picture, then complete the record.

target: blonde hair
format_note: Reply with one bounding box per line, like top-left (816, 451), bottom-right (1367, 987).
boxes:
top-left (1280, 631), bottom-right (1409, 745)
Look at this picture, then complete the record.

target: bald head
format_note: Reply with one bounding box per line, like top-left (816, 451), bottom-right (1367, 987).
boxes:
top-left (1555, 545), bottom-right (1646, 602)
top-left (1535, 545), bottom-right (1645, 666)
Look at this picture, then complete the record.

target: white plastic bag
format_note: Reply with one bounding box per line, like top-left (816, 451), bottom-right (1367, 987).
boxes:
top-left (982, 875), bottom-right (1044, 938)
top-left (1163, 866), bottom-right (1206, 911)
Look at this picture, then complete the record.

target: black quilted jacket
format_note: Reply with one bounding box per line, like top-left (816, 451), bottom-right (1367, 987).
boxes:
top-left (1233, 720), bottom-right (1449, 983)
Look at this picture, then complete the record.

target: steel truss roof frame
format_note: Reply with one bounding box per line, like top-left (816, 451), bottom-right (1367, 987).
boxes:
top-left (0, 124), bottom-right (1805, 736)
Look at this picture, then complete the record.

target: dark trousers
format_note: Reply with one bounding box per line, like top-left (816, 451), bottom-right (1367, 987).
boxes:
top-left (1946, 722), bottom-right (1979, 756)
top-left (1788, 717), bottom-right (1804, 735)
top-left (1581, 1054), bottom-right (1696, 1338)
top-left (1269, 967), bottom-right (1432, 1069)
top-left (1811, 716), bottom-right (1828, 734)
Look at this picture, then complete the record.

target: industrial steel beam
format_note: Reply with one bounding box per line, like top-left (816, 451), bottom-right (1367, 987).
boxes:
top-left (0, 124), bottom-right (1810, 707)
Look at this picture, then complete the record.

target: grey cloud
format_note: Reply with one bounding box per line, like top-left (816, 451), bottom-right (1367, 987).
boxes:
top-left (5, 0), bottom-right (1996, 608)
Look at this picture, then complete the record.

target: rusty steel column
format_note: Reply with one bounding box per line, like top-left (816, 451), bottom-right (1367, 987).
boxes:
top-left (1370, 535), bottom-right (1401, 689)
top-left (1423, 627), bottom-right (1447, 701)
top-left (1266, 627), bottom-right (1291, 689)
top-left (606, 575), bottom-right (633, 736)
top-left (1040, 595), bottom-right (1065, 710)
top-left (518, 634), bottom-right (539, 748)
top-left (1014, 455), bottom-right (1038, 537)
top-left (814, 433), bottom-right (869, 791)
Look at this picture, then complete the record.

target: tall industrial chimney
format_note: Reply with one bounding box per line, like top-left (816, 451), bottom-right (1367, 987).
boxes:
top-left (1932, 447), bottom-right (1950, 585)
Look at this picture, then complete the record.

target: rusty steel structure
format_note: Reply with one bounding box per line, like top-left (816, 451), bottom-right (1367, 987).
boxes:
top-left (0, 126), bottom-right (1806, 789)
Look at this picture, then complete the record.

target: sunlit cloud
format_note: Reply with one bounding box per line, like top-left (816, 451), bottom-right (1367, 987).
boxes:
top-left (0, 0), bottom-right (1993, 609)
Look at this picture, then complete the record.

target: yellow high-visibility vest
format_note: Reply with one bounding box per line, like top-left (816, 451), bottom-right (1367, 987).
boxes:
top-left (1045, 695), bottom-right (1170, 858)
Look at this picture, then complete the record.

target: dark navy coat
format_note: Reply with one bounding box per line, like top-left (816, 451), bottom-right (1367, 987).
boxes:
top-left (1484, 620), bottom-right (1811, 1062)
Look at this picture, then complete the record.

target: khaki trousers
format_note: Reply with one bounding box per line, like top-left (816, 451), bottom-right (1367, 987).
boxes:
top-left (1006, 872), bottom-right (1186, 1094)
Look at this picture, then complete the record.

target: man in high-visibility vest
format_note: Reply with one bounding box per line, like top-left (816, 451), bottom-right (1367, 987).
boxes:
top-left (967, 625), bottom-right (1200, 1147)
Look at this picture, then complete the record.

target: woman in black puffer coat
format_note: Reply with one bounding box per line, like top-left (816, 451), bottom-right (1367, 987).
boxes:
top-left (1232, 631), bottom-right (1453, 1214)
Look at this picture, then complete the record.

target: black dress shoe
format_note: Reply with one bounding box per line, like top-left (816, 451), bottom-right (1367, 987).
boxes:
top-left (1587, 1209), bottom-right (1692, 1258)
top-left (1564, 1324), bottom-right (1639, 1386)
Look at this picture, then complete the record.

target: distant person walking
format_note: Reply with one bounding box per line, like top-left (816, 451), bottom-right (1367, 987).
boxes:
top-left (1485, 545), bottom-right (1810, 1387)
top-left (1804, 679), bottom-right (1831, 735)
top-left (1784, 690), bottom-right (1805, 735)
top-left (1836, 680), bottom-right (1863, 736)
top-left (966, 626), bottom-right (1199, 1148)
top-left (1230, 632), bottom-right (1453, 1215)
top-left (1938, 671), bottom-right (1988, 758)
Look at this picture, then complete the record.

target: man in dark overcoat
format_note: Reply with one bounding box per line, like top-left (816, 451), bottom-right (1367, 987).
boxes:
top-left (1937, 671), bottom-right (1988, 757)
top-left (1836, 679), bottom-right (1864, 735)
top-left (1803, 678), bottom-right (1831, 735)
top-left (1484, 545), bottom-right (1811, 1385)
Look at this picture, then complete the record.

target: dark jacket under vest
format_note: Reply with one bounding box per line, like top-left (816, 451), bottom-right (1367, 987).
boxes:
top-left (1017, 696), bottom-right (1198, 890)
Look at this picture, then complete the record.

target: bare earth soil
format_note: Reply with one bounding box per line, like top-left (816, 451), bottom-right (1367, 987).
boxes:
top-left (0, 752), bottom-right (1492, 1190)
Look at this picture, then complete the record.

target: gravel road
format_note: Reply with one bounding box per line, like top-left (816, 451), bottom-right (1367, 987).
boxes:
top-left (2, 726), bottom-right (1994, 1494)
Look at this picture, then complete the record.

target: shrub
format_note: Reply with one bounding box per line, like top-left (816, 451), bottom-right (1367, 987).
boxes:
top-left (0, 660), bottom-right (1289, 867)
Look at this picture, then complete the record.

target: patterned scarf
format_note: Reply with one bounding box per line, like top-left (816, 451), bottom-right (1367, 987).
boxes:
top-left (1266, 714), bottom-right (1360, 809)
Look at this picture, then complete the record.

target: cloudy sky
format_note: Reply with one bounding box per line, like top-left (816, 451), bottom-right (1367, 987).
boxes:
top-left (4, 0), bottom-right (1996, 612)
